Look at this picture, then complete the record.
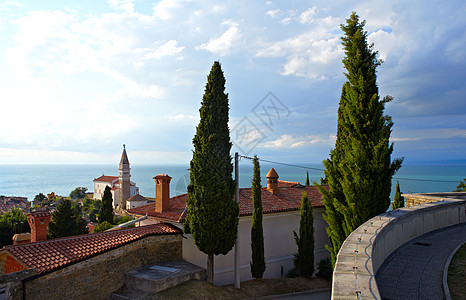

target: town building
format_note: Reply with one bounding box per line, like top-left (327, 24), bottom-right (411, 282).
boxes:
top-left (0, 209), bottom-right (182, 300)
top-left (128, 168), bottom-right (331, 285)
top-left (93, 146), bottom-right (139, 209)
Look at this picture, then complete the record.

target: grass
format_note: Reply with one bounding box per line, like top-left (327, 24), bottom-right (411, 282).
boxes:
top-left (448, 243), bottom-right (466, 300)
top-left (157, 277), bottom-right (331, 300)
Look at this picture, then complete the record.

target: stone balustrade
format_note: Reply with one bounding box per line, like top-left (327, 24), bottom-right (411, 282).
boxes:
top-left (331, 197), bottom-right (466, 299)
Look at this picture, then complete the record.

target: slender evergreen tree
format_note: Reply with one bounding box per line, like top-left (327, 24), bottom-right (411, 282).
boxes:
top-left (393, 180), bottom-right (404, 209)
top-left (294, 192), bottom-right (314, 277)
top-left (99, 186), bottom-right (114, 224)
top-left (453, 178), bottom-right (466, 192)
top-left (186, 61), bottom-right (239, 283)
top-left (316, 12), bottom-right (403, 266)
top-left (48, 199), bottom-right (88, 238)
top-left (250, 155), bottom-right (266, 278)
top-left (305, 171), bottom-right (310, 186)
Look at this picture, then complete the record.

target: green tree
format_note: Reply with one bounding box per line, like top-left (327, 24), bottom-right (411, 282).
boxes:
top-left (250, 155), bottom-right (266, 278)
top-left (305, 171), bottom-right (310, 186)
top-left (0, 207), bottom-right (30, 248)
top-left (315, 12), bottom-right (403, 267)
top-left (186, 61), bottom-right (239, 283)
top-left (34, 193), bottom-right (46, 202)
top-left (48, 199), bottom-right (88, 238)
top-left (92, 221), bottom-right (113, 233)
top-left (454, 178), bottom-right (466, 192)
top-left (70, 187), bottom-right (88, 199)
top-left (393, 180), bottom-right (404, 209)
top-left (293, 192), bottom-right (314, 277)
top-left (98, 186), bottom-right (114, 224)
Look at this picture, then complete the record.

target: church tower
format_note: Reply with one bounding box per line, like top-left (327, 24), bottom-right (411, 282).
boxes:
top-left (118, 144), bottom-right (131, 209)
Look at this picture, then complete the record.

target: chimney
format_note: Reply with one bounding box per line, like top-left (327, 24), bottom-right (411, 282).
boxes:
top-left (27, 210), bottom-right (51, 243)
top-left (154, 174), bottom-right (172, 212)
top-left (266, 168), bottom-right (279, 194)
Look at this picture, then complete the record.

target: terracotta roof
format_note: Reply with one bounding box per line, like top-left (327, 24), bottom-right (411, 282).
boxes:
top-left (127, 194), bottom-right (148, 202)
top-left (128, 194), bottom-right (188, 222)
top-left (266, 168), bottom-right (279, 178)
top-left (3, 223), bottom-right (181, 276)
top-left (93, 175), bottom-right (118, 183)
top-left (128, 185), bottom-right (327, 222)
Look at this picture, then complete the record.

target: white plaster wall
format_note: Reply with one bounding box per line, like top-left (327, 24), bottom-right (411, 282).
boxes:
top-left (183, 208), bottom-right (330, 286)
top-left (93, 182), bottom-right (111, 200)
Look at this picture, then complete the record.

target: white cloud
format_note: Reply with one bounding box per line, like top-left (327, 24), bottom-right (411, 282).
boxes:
top-left (0, 1), bottom-right (22, 7)
top-left (107, 0), bottom-right (134, 13)
top-left (298, 7), bottom-right (317, 24)
top-left (196, 20), bottom-right (243, 54)
top-left (144, 40), bottom-right (185, 60)
top-left (368, 29), bottom-right (396, 61)
top-left (266, 9), bottom-right (281, 18)
top-left (263, 134), bottom-right (336, 149)
top-left (153, 0), bottom-right (183, 20)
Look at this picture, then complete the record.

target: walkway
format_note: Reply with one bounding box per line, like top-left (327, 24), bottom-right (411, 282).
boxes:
top-left (375, 223), bottom-right (466, 300)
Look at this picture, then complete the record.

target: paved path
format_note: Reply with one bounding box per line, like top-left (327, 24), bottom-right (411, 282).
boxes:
top-left (376, 223), bottom-right (466, 300)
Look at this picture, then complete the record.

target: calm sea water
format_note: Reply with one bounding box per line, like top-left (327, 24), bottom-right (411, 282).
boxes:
top-left (0, 163), bottom-right (464, 203)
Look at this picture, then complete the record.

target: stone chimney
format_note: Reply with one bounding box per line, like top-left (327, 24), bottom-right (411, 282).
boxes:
top-left (154, 174), bottom-right (172, 212)
top-left (266, 168), bottom-right (279, 194)
top-left (27, 210), bottom-right (51, 243)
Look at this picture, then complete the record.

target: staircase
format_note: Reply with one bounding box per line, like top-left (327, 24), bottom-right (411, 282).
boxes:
top-left (110, 260), bottom-right (206, 299)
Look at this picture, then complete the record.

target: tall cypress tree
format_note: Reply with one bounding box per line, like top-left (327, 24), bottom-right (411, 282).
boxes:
top-left (393, 180), bottom-right (404, 209)
top-left (316, 12), bottom-right (403, 266)
top-left (294, 192), bottom-right (314, 277)
top-left (99, 186), bottom-right (114, 224)
top-left (250, 155), bottom-right (266, 278)
top-left (305, 170), bottom-right (310, 186)
top-left (186, 61), bottom-right (239, 283)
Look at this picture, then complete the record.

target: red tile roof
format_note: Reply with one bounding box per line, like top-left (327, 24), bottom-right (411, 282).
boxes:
top-left (2, 223), bottom-right (181, 276)
top-left (93, 175), bottom-right (118, 183)
top-left (128, 194), bottom-right (188, 222)
top-left (128, 183), bottom-right (326, 222)
top-left (127, 194), bottom-right (148, 202)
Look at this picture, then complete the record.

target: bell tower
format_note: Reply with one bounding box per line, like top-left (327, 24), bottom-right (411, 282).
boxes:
top-left (118, 144), bottom-right (131, 209)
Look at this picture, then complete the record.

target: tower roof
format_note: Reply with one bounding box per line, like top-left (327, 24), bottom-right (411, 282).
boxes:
top-left (266, 168), bottom-right (279, 178)
top-left (120, 146), bottom-right (129, 166)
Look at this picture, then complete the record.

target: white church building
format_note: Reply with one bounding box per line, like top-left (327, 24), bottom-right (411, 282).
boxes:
top-left (93, 146), bottom-right (140, 209)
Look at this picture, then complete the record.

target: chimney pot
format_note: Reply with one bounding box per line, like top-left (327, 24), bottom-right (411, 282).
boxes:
top-left (27, 210), bottom-right (51, 243)
top-left (266, 168), bottom-right (279, 194)
top-left (154, 174), bottom-right (172, 212)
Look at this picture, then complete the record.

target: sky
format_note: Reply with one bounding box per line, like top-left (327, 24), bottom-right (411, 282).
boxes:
top-left (0, 0), bottom-right (465, 165)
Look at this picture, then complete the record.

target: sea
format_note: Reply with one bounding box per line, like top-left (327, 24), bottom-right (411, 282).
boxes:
top-left (0, 163), bottom-right (465, 204)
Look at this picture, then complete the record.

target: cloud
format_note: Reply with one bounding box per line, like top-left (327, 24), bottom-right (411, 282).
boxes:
top-left (107, 0), bottom-right (134, 13)
top-left (263, 134), bottom-right (336, 149)
top-left (266, 9), bottom-right (281, 18)
top-left (196, 20), bottom-right (243, 54)
top-left (153, 0), bottom-right (184, 20)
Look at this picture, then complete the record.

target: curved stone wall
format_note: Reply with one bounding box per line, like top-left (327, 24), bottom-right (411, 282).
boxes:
top-left (331, 198), bottom-right (466, 299)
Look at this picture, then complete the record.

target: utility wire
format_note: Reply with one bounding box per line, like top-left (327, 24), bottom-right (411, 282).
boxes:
top-left (238, 155), bottom-right (460, 184)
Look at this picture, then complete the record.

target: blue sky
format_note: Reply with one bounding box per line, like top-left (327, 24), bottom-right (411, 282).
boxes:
top-left (0, 0), bottom-right (464, 165)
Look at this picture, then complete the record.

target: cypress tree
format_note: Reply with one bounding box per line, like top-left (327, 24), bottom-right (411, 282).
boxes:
top-left (305, 170), bottom-right (310, 186)
top-left (316, 12), bottom-right (403, 266)
top-left (186, 61), bottom-right (239, 283)
top-left (294, 192), bottom-right (314, 277)
top-left (99, 186), bottom-right (114, 224)
top-left (393, 180), bottom-right (404, 209)
top-left (250, 155), bottom-right (266, 278)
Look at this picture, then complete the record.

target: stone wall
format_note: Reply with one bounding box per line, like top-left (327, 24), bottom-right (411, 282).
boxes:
top-left (23, 234), bottom-right (181, 300)
top-left (332, 198), bottom-right (466, 299)
top-left (403, 192), bottom-right (466, 207)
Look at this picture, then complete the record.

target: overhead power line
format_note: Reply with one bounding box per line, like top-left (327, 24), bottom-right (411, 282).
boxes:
top-left (238, 155), bottom-right (460, 184)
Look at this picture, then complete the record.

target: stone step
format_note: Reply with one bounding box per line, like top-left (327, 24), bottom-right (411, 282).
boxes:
top-left (123, 260), bottom-right (206, 294)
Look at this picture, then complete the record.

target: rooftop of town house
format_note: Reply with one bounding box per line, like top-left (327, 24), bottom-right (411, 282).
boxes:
top-left (127, 180), bottom-right (327, 222)
top-left (127, 194), bottom-right (149, 202)
top-left (93, 175), bottom-right (119, 183)
top-left (1, 223), bottom-right (181, 276)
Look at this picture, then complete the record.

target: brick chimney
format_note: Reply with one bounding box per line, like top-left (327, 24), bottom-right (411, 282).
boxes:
top-left (266, 168), bottom-right (279, 194)
top-left (154, 174), bottom-right (172, 212)
top-left (27, 210), bottom-right (51, 243)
